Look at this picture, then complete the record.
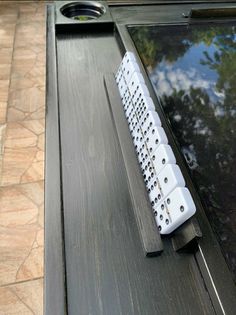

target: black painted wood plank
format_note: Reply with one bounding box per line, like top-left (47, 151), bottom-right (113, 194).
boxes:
top-left (56, 31), bottom-right (215, 315)
top-left (107, 0), bottom-right (236, 4)
top-left (44, 5), bottom-right (67, 315)
top-left (110, 3), bottom-right (236, 24)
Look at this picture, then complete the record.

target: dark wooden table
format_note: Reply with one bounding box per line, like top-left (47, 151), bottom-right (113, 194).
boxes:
top-left (45, 1), bottom-right (236, 314)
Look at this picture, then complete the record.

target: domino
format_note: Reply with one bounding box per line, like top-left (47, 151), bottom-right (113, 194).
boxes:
top-left (117, 76), bottom-right (127, 99)
top-left (154, 187), bottom-right (196, 234)
top-left (132, 82), bottom-right (149, 102)
top-left (115, 66), bottom-right (123, 85)
top-left (127, 111), bottom-right (138, 127)
top-left (137, 144), bottom-right (149, 166)
top-left (121, 88), bottom-right (130, 104)
top-left (115, 52), bottom-right (197, 235)
top-left (125, 102), bottom-right (135, 119)
top-left (124, 101), bottom-right (133, 117)
top-left (129, 117), bottom-right (139, 135)
top-left (123, 61), bottom-right (140, 85)
top-left (115, 51), bottom-right (136, 81)
top-left (132, 84), bottom-right (150, 108)
top-left (147, 178), bottom-right (162, 209)
top-left (147, 163), bottom-right (185, 210)
top-left (157, 164), bottom-right (185, 197)
top-left (140, 111), bottom-right (161, 137)
top-left (129, 123), bottom-right (142, 143)
top-left (145, 126), bottom-right (168, 154)
top-left (132, 127), bottom-right (144, 151)
top-left (128, 72), bottom-right (145, 96)
top-left (135, 96), bottom-right (155, 121)
top-left (144, 166), bottom-right (156, 187)
top-left (151, 144), bottom-right (176, 176)
top-left (141, 157), bottom-right (154, 186)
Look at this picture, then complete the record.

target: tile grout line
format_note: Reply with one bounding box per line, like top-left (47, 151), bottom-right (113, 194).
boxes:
top-left (0, 178), bottom-right (45, 189)
top-left (0, 5), bottom-right (19, 185)
top-left (5, 4), bottom-right (19, 127)
top-left (0, 276), bottom-right (44, 288)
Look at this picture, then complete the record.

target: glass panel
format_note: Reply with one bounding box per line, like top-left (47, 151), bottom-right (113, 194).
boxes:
top-left (129, 23), bottom-right (236, 282)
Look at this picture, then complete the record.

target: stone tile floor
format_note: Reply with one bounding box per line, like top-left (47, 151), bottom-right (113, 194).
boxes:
top-left (0, 1), bottom-right (47, 314)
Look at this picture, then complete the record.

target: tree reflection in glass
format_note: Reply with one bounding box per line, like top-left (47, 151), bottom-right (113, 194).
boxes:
top-left (129, 24), bottom-right (236, 282)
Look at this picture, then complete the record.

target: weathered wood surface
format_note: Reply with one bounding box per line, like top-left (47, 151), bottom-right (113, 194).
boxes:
top-left (55, 31), bottom-right (214, 315)
top-left (44, 5), bottom-right (66, 315)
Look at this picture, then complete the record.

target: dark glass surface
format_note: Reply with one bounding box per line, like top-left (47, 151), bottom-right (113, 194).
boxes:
top-left (129, 23), bottom-right (236, 282)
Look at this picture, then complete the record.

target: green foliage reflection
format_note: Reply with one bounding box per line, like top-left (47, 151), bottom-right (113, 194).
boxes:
top-left (129, 24), bottom-right (236, 281)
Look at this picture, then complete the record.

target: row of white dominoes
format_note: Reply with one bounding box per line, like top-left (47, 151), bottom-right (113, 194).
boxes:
top-left (115, 52), bottom-right (196, 234)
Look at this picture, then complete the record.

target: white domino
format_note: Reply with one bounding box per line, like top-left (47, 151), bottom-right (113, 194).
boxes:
top-left (127, 112), bottom-right (138, 130)
top-left (151, 144), bottom-right (176, 176)
top-left (117, 76), bottom-right (127, 99)
top-left (147, 178), bottom-right (162, 209)
top-left (140, 111), bottom-right (161, 137)
top-left (115, 67), bottom-right (123, 85)
top-left (116, 52), bottom-right (197, 235)
top-left (132, 126), bottom-right (143, 149)
top-left (121, 51), bottom-right (136, 66)
top-left (122, 88), bottom-right (130, 105)
top-left (141, 157), bottom-right (154, 186)
top-left (123, 61), bottom-right (140, 85)
top-left (145, 126), bottom-right (168, 154)
top-left (129, 119), bottom-right (139, 135)
top-left (135, 96), bottom-right (155, 121)
top-left (116, 52), bottom-right (136, 79)
top-left (137, 144), bottom-right (149, 165)
top-left (132, 82), bottom-right (149, 103)
top-left (147, 161), bottom-right (185, 209)
top-left (124, 100), bottom-right (133, 116)
top-left (158, 164), bottom-right (185, 197)
top-left (155, 187), bottom-right (196, 234)
top-left (125, 103), bottom-right (135, 119)
top-left (128, 72), bottom-right (145, 96)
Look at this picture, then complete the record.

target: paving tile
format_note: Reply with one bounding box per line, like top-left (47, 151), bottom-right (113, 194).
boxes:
top-left (0, 1), bottom-right (46, 311)
top-left (17, 181), bottom-right (44, 208)
top-left (1, 146), bottom-right (37, 186)
top-left (0, 185), bottom-right (38, 227)
top-left (19, 2), bottom-right (46, 23)
top-left (0, 80), bottom-right (9, 103)
top-left (4, 121), bottom-right (38, 148)
top-left (0, 102), bottom-right (7, 124)
top-left (0, 24), bottom-right (15, 48)
top-left (0, 182), bottom-right (44, 285)
top-left (1, 120), bottom-right (44, 186)
top-left (0, 4), bottom-right (18, 16)
top-left (10, 45), bottom-right (46, 87)
top-left (21, 119), bottom-right (45, 136)
top-left (0, 48), bottom-right (13, 64)
top-left (0, 124), bottom-right (6, 178)
top-left (0, 64), bottom-right (11, 80)
top-left (14, 22), bottom-right (45, 48)
top-left (0, 286), bottom-right (33, 314)
top-left (7, 85), bottom-right (45, 122)
top-left (0, 14), bottom-right (18, 25)
top-left (0, 278), bottom-right (43, 315)
top-left (0, 123), bottom-right (6, 155)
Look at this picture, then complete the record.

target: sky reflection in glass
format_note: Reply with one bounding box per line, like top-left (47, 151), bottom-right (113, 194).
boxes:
top-left (129, 24), bottom-right (236, 282)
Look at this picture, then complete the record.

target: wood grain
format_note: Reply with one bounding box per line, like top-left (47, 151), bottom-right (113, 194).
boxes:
top-left (56, 30), bottom-right (215, 315)
top-left (44, 5), bottom-right (66, 315)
